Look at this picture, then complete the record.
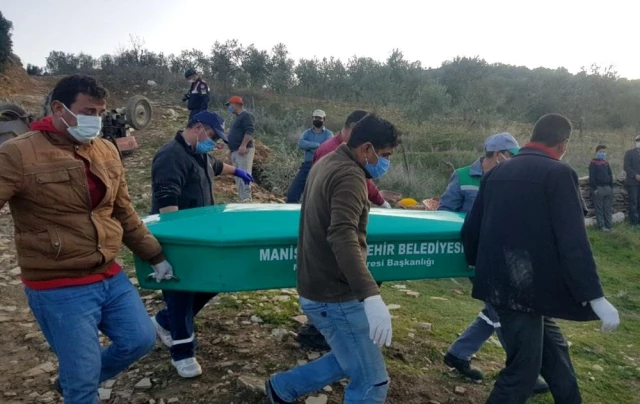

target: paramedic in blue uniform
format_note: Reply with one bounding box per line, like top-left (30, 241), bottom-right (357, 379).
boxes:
top-left (182, 68), bottom-right (210, 121)
top-left (149, 111), bottom-right (254, 379)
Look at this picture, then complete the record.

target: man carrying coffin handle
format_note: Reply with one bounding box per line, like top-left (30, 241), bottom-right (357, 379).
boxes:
top-left (266, 114), bottom-right (401, 404)
top-left (149, 111), bottom-right (253, 378)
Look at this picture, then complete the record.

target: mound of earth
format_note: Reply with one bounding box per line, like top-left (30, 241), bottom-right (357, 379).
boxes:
top-left (0, 56), bottom-right (47, 100)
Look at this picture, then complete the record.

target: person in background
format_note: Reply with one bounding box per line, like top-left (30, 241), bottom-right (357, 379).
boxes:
top-left (623, 135), bottom-right (640, 225)
top-left (226, 95), bottom-right (256, 202)
top-left (182, 68), bottom-right (210, 121)
top-left (266, 114), bottom-right (401, 404)
top-left (439, 132), bottom-right (549, 394)
top-left (589, 145), bottom-right (614, 232)
top-left (0, 75), bottom-right (171, 403)
top-left (149, 111), bottom-right (253, 378)
top-left (295, 110), bottom-right (390, 350)
top-left (462, 113), bottom-right (620, 404)
top-left (438, 132), bottom-right (520, 213)
top-left (285, 109), bottom-right (334, 203)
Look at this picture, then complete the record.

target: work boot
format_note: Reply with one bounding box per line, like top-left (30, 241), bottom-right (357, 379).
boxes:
top-left (171, 357), bottom-right (202, 378)
top-left (296, 323), bottom-right (330, 351)
top-left (443, 352), bottom-right (484, 381)
top-left (533, 377), bottom-right (550, 394)
top-left (150, 315), bottom-right (173, 348)
top-left (265, 379), bottom-right (293, 404)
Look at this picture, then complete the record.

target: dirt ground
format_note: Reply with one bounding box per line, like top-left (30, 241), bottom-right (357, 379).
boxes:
top-left (0, 74), bottom-right (485, 404)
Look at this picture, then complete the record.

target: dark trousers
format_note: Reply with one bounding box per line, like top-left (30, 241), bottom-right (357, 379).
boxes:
top-left (594, 186), bottom-right (613, 230)
top-left (627, 184), bottom-right (640, 225)
top-left (188, 108), bottom-right (207, 122)
top-left (286, 161), bottom-right (312, 203)
top-left (487, 309), bottom-right (581, 404)
top-left (155, 291), bottom-right (218, 361)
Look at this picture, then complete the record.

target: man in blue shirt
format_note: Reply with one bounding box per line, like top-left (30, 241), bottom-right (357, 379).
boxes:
top-left (286, 110), bottom-right (334, 203)
top-left (226, 96), bottom-right (256, 202)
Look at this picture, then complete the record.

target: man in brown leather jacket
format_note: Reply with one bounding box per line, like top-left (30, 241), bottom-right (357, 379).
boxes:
top-left (0, 75), bottom-right (172, 404)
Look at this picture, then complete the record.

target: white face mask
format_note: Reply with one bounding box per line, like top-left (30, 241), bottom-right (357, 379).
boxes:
top-left (61, 104), bottom-right (102, 144)
top-left (636, 142), bottom-right (640, 149)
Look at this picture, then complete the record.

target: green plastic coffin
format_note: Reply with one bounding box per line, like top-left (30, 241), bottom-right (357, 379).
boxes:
top-left (134, 204), bottom-right (471, 293)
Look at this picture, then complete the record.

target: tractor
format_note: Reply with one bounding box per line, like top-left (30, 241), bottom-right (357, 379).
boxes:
top-left (0, 95), bottom-right (153, 157)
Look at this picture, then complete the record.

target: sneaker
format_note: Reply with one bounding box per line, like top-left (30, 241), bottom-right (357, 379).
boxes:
top-left (533, 377), bottom-right (550, 394)
top-left (150, 316), bottom-right (172, 348)
top-left (171, 357), bottom-right (203, 378)
top-left (444, 352), bottom-right (484, 381)
top-left (296, 323), bottom-right (330, 351)
top-left (265, 379), bottom-right (293, 404)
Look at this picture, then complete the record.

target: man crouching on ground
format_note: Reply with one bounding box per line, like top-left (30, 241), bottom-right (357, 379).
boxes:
top-left (0, 75), bottom-right (173, 403)
top-left (266, 114), bottom-right (401, 403)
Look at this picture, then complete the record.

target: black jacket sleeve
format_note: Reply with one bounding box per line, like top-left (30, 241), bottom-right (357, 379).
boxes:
top-left (461, 173), bottom-right (488, 266)
top-left (152, 148), bottom-right (188, 209)
top-left (588, 163), bottom-right (597, 190)
top-left (211, 157), bottom-right (224, 176)
top-left (624, 150), bottom-right (637, 178)
top-left (547, 165), bottom-right (604, 303)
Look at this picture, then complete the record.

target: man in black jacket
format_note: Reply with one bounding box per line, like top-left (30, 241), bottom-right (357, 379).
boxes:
top-left (149, 111), bottom-right (253, 379)
top-left (623, 136), bottom-right (640, 225)
top-left (589, 145), bottom-right (614, 231)
top-left (462, 113), bottom-right (620, 404)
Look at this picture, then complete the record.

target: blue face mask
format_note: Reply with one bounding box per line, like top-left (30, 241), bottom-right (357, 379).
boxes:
top-left (196, 138), bottom-right (216, 154)
top-left (596, 151), bottom-right (606, 160)
top-left (227, 105), bottom-right (235, 114)
top-left (365, 147), bottom-right (391, 179)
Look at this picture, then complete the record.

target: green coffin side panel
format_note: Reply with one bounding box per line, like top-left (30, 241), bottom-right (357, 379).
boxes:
top-left (134, 204), bottom-right (471, 293)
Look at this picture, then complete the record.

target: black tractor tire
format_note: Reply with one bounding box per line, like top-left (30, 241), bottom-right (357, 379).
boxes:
top-left (125, 95), bottom-right (153, 130)
top-left (0, 103), bottom-right (28, 121)
top-left (0, 103), bottom-right (31, 146)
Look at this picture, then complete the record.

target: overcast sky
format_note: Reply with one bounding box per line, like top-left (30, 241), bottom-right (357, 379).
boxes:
top-left (4, 0), bottom-right (638, 79)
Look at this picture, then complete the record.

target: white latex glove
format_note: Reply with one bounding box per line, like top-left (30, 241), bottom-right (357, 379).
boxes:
top-left (589, 297), bottom-right (620, 332)
top-left (151, 260), bottom-right (174, 282)
top-left (363, 295), bottom-right (393, 347)
top-left (380, 201), bottom-right (392, 209)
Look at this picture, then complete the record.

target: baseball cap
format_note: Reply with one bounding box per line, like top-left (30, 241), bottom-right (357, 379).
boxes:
top-left (312, 109), bottom-right (326, 118)
top-left (224, 95), bottom-right (243, 106)
top-left (190, 111), bottom-right (228, 143)
top-left (485, 132), bottom-right (520, 155)
top-left (184, 68), bottom-right (197, 78)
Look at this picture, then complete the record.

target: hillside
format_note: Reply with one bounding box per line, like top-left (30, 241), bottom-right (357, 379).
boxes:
top-left (0, 68), bottom-right (638, 404)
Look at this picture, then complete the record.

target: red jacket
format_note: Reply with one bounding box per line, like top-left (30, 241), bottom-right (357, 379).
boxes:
top-left (313, 132), bottom-right (386, 206)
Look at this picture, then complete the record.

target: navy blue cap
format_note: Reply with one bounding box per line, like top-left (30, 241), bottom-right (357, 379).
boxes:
top-left (190, 111), bottom-right (228, 143)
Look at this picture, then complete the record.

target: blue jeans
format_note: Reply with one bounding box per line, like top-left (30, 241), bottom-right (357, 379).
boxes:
top-left (448, 303), bottom-right (506, 361)
top-left (155, 290), bottom-right (218, 360)
top-left (286, 161), bottom-right (312, 203)
top-left (271, 298), bottom-right (389, 403)
top-left (25, 271), bottom-right (156, 404)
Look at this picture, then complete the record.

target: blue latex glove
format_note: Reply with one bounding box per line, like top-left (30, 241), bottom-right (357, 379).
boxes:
top-left (234, 168), bottom-right (254, 185)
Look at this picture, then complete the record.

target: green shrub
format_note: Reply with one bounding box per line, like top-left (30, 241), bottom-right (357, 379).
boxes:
top-left (0, 11), bottom-right (13, 72)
